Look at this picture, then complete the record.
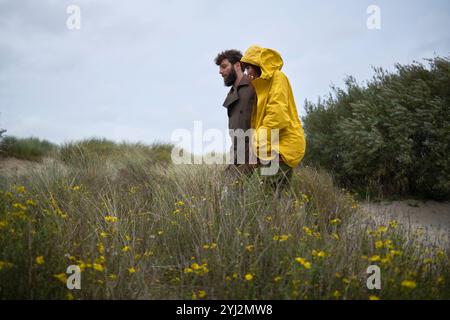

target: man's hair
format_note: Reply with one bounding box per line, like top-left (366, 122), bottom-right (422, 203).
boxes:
top-left (215, 49), bottom-right (244, 71)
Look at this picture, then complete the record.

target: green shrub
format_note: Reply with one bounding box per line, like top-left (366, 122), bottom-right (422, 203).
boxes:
top-left (302, 57), bottom-right (450, 200)
top-left (0, 136), bottom-right (56, 161)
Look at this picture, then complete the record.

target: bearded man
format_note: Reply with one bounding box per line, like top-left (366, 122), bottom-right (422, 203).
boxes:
top-left (214, 49), bottom-right (256, 178)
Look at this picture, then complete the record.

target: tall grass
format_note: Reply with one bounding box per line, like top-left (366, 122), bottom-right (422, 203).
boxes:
top-left (58, 138), bottom-right (173, 165)
top-left (0, 136), bottom-right (56, 161)
top-left (0, 146), bottom-right (448, 299)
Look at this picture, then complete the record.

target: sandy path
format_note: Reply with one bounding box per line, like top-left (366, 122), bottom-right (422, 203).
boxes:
top-left (0, 157), bottom-right (40, 177)
top-left (361, 200), bottom-right (450, 248)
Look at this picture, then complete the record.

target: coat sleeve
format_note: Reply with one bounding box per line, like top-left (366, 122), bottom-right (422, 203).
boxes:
top-left (261, 72), bottom-right (290, 130)
top-left (254, 72), bottom-right (290, 160)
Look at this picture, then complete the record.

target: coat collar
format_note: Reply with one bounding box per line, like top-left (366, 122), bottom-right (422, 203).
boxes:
top-left (222, 75), bottom-right (251, 108)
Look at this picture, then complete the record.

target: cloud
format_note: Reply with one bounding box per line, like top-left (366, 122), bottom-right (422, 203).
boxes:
top-left (1, 0), bottom-right (449, 153)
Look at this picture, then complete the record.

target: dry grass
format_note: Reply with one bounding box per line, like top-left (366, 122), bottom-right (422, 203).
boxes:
top-left (0, 145), bottom-right (448, 299)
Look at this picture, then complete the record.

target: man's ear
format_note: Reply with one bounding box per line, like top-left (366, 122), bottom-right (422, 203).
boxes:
top-left (234, 62), bottom-right (243, 73)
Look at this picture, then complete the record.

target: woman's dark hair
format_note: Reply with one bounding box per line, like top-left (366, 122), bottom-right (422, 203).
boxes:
top-left (242, 62), bottom-right (261, 78)
top-left (215, 50), bottom-right (244, 71)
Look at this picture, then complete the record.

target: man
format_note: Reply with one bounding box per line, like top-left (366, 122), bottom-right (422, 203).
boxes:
top-left (240, 45), bottom-right (306, 195)
top-left (215, 49), bottom-right (256, 178)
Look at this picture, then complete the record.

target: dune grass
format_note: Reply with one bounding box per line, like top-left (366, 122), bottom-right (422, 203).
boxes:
top-left (0, 145), bottom-right (448, 299)
top-left (0, 136), bottom-right (56, 161)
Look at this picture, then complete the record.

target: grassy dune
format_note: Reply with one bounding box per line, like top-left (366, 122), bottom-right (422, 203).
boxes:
top-left (0, 140), bottom-right (448, 299)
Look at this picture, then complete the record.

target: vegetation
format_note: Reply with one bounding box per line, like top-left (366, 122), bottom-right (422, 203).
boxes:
top-left (302, 57), bottom-right (450, 200)
top-left (0, 145), bottom-right (448, 299)
top-left (0, 136), bottom-right (56, 161)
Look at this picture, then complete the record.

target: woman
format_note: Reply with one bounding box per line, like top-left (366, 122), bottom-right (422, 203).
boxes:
top-left (240, 45), bottom-right (306, 194)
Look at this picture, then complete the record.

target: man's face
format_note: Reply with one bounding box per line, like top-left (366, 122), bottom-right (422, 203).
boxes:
top-left (219, 59), bottom-right (237, 87)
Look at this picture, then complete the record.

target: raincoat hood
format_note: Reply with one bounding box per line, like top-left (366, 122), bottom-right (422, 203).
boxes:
top-left (241, 45), bottom-right (284, 80)
top-left (241, 45), bottom-right (306, 167)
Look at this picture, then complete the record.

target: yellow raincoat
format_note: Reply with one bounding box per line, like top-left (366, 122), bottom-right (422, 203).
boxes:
top-left (241, 45), bottom-right (306, 168)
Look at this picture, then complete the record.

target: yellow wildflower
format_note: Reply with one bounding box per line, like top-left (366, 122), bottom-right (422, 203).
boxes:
top-left (389, 250), bottom-right (402, 257)
top-left (35, 256), bottom-right (45, 265)
top-left (53, 273), bottom-right (67, 284)
top-left (244, 273), bottom-right (253, 281)
top-left (377, 226), bottom-right (388, 233)
top-left (330, 218), bottom-right (341, 225)
top-left (143, 250), bottom-right (154, 257)
top-left (13, 203), bottom-right (27, 211)
top-left (15, 185), bottom-right (26, 194)
top-left (312, 250), bottom-right (326, 259)
top-left (302, 226), bottom-right (313, 236)
top-left (109, 274), bottom-right (117, 280)
top-left (191, 263), bottom-right (200, 270)
top-left (0, 220), bottom-right (8, 229)
top-left (375, 240), bottom-right (384, 249)
top-left (388, 220), bottom-right (398, 229)
top-left (295, 257), bottom-right (312, 269)
top-left (128, 186), bottom-right (138, 194)
top-left (401, 280), bottom-right (417, 289)
top-left (26, 199), bottom-right (36, 206)
top-left (128, 267), bottom-right (136, 274)
top-left (436, 250), bottom-right (445, 259)
top-left (97, 243), bottom-right (105, 254)
top-left (369, 295), bottom-right (380, 300)
top-left (104, 215), bottom-right (118, 223)
top-left (93, 263), bottom-right (104, 272)
top-left (0, 261), bottom-right (14, 270)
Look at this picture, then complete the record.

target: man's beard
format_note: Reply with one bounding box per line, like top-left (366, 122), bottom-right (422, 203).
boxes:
top-left (224, 67), bottom-right (237, 87)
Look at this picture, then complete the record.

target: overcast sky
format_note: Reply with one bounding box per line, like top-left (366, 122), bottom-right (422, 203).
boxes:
top-left (1, 0), bottom-right (449, 153)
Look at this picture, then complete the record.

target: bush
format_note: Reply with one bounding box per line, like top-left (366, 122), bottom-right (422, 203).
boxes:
top-left (302, 57), bottom-right (450, 200)
top-left (0, 136), bottom-right (56, 161)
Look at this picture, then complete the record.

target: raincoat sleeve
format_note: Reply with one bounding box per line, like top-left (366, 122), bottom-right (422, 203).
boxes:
top-left (254, 72), bottom-right (291, 160)
top-left (262, 72), bottom-right (290, 130)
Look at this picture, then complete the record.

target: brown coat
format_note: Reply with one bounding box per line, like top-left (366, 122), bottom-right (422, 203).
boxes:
top-left (222, 75), bottom-right (255, 165)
